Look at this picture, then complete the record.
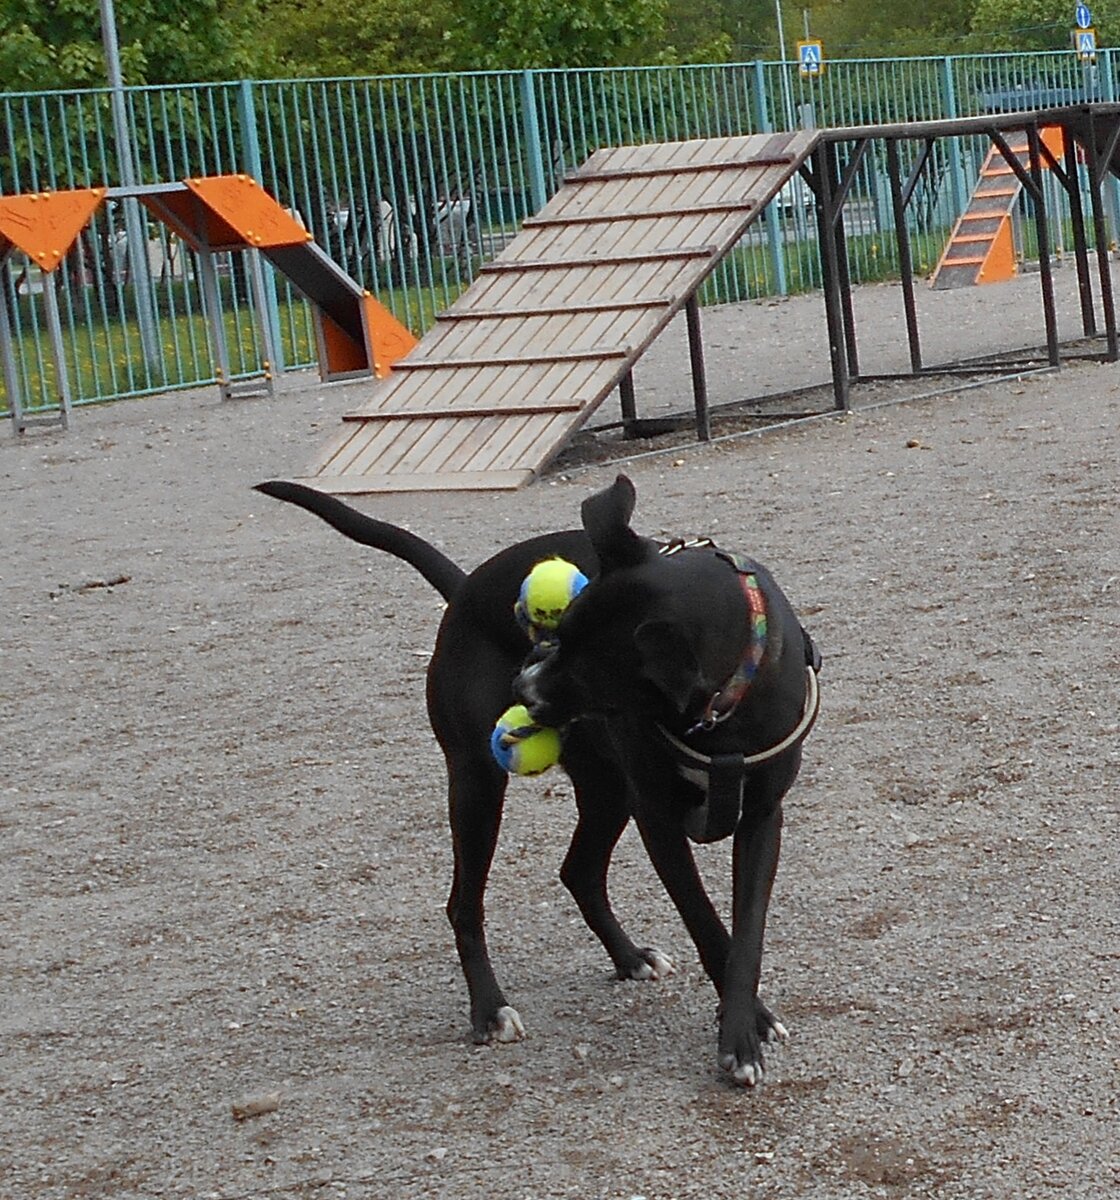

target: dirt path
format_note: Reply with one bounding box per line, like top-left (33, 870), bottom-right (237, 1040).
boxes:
top-left (2, 275), bottom-right (1118, 1199)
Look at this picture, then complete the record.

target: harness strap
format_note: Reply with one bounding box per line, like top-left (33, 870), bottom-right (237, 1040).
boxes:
top-left (684, 753), bottom-right (749, 842)
top-left (659, 664), bottom-right (821, 844)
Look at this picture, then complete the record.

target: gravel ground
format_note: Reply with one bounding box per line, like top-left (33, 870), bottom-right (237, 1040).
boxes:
top-left (2, 269), bottom-right (1119, 1199)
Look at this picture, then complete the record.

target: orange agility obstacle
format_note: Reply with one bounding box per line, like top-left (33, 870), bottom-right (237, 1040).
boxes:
top-left (932, 126), bottom-right (1066, 289)
top-left (2, 175), bottom-right (417, 429)
top-left (137, 174), bottom-right (418, 398)
top-left (0, 187), bottom-right (106, 430)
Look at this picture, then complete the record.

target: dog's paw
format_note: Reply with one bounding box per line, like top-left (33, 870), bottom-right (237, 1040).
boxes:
top-left (756, 1000), bottom-right (789, 1044)
top-left (488, 1005), bottom-right (526, 1044)
top-left (718, 999), bottom-right (786, 1087)
top-left (719, 1050), bottom-right (765, 1087)
top-left (623, 947), bottom-right (675, 982)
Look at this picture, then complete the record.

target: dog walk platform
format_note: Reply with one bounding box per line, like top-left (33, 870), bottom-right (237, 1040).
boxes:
top-left (302, 132), bottom-right (817, 493)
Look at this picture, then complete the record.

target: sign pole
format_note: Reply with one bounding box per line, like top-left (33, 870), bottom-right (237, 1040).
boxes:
top-left (773, 0), bottom-right (795, 130)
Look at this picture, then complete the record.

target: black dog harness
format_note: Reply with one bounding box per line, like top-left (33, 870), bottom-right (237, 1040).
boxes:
top-left (655, 539), bottom-right (821, 844)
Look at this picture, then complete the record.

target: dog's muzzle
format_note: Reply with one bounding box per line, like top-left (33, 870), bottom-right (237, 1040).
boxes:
top-left (513, 658), bottom-right (546, 712)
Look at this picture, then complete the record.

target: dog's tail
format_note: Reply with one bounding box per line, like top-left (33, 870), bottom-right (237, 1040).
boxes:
top-left (254, 480), bottom-right (466, 603)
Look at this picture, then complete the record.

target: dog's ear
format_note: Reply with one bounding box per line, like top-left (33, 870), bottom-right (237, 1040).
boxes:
top-left (581, 475), bottom-right (645, 571)
top-left (634, 619), bottom-right (702, 714)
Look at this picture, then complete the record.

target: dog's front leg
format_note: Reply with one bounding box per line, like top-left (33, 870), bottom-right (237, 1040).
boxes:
top-left (718, 801), bottom-right (786, 1086)
top-left (631, 808), bottom-right (732, 991)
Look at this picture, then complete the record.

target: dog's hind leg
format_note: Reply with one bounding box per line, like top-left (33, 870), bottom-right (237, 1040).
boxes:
top-left (444, 752), bottom-right (525, 1045)
top-left (560, 731), bottom-right (674, 982)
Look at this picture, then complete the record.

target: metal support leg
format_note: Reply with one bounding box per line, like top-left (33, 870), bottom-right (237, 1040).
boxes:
top-left (198, 250), bottom-right (233, 400)
top-left (685, 295), bottom-right (710, 441)
top-left (1087, 119), bottom-right (1119, 362)
top-left (0, 266), bottom-right (25, 432)
top-left (1064, 129), bottom-right (1097, 338)
top-left (42, 274), bottom-right (73, 429)
top-left (248, 248), bottom-right (277, 397)
top-left (1027, 125), bottom-right (1060, 369)
top-left (830, 149), bottom-right (860, 380)
top-left (619, 369), bottom-right (637, 438)
top-left (887, 138), bottom-right (923, 373)
top-left (814, 144), bottom-right (850, 411)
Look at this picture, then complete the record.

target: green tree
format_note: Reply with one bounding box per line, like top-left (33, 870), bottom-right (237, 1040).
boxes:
top-left (807, 0), bottom-right (980, 57)
top-left (970, 0), bottom-right (1118, 51)
top-left (661, 0), bottom-right (772, 62)
top-left (255, 0), bottom-right (462, 77)
top-left (0, 0), bottom-right (261, 90)
top-left (459, 0), bottom-right (669, 69)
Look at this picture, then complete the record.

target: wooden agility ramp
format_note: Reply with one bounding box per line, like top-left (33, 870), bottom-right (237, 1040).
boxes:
top-left (932, 126), bottom-right (1065, 289)
top-left (303, 132), bottom-right (818, 493)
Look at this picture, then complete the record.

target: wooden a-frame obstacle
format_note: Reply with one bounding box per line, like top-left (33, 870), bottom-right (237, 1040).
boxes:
top-left (1, 175), bottom-right (417, 431)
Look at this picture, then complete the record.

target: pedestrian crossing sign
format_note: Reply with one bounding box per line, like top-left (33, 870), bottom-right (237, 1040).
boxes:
top-left (1075, 27), bottom-right (1097, 60)
top-left (798, 40), bottom-right (824, 78)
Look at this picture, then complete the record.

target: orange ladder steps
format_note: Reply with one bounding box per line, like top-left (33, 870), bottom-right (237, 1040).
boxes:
top-left (932, 126), bottom-right (1065, 290)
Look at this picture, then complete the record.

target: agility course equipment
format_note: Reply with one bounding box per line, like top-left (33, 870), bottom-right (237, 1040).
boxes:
top-left (0, 187), bottom-right (105, 430)
top-left (301, 103), bottom-right (1120, 493)
top-left (304, 131), bottom-right (818, 492)
top-left (932, 125), bottom-right (1066, 289)
top-left (134, 175), bottom-right (416, 398)
top-left (2, 175), bottom-right (416, 428)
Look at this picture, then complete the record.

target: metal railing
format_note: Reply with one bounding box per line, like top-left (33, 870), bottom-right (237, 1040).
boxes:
top-left (2, 49), bottom-right (1115, 419)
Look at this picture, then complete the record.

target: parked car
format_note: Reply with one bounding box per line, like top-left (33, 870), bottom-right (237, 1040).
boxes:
top-left (774, 175), bottom-right (814, 218)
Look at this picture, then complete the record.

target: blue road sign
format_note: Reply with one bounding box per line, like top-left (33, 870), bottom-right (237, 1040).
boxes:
top-left (1075, 4), bottom-right (1092, 29)
top-left (798, 40), bottom-right (823, 77)
top-left (1077, 28), bottom-right (1097, 58)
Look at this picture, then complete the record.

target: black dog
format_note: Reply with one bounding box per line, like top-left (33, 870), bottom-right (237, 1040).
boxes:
top-left (255, 475), bottom-right (819, 1085)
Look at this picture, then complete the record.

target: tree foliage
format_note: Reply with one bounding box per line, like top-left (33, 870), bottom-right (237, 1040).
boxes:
top-left (970, 0), bottom-right (1118, 52)
top-left (806, 0), bottom-right (982, 57)
top-left (255, 0), bottom-right (461, 78)
top-left (458, 0), bottom-right (668, 70)
top-left (0, 0), bottom-right (259, 90)
top-left (4, 0), bottom-right (1120, 90)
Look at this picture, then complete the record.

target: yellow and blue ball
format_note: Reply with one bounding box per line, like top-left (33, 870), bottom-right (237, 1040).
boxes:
top-left (515, 557), bottom-right (588, 641)
top-left (490, 704), bottom-right (562, 776)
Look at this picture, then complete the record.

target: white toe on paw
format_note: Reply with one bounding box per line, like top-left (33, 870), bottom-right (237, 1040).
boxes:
top-left (629, 949), bottom-right (674, 981)
top-left (720, 1052), bottom-right (763, 1087)
top-left (770, 1020), bottom-right (789, 1042)
top-left (645, 949), bottom-right (674, 979)
top-left (491, 1006), bottom-right (526, 1043)
top-left (733, 1061), bottom-right (762, 1087)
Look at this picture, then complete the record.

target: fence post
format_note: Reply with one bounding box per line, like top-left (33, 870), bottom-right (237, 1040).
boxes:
top-left (520, 71), bottom-right (549, 215)
top-left (753, 60), bottom-right (789, 297)
top-left (940, 56), bottom-right (967, 218)
top-left (238, 79), bottom-right (285, 374)
top-left (1098, 49), bottom-right (1120, 249)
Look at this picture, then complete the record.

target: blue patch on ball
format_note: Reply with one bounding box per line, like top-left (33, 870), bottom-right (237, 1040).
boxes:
top-left (514, 557), bottom-right (589, 642)
top-left (490, 704), bottom-right (562, 776)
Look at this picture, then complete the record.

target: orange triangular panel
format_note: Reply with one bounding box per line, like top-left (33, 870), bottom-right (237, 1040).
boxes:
top-left (0, 188), bottom-right (105, 271)
top-left (363, 294), bottom-right (418, 379)
top-left (1040, 125), bottom-right (1066, 162)
top-left (184, 175), bottom-right (312, 248)
top-left (976, 216), bottom-right (1016, 284)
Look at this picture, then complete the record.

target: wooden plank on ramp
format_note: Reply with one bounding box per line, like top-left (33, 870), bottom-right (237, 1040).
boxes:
top-left (304, 131), bottom-right (820, 493)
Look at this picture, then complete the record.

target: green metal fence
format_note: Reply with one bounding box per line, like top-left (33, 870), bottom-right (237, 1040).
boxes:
top-left (2, 50), bottom-right (1115, 420)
